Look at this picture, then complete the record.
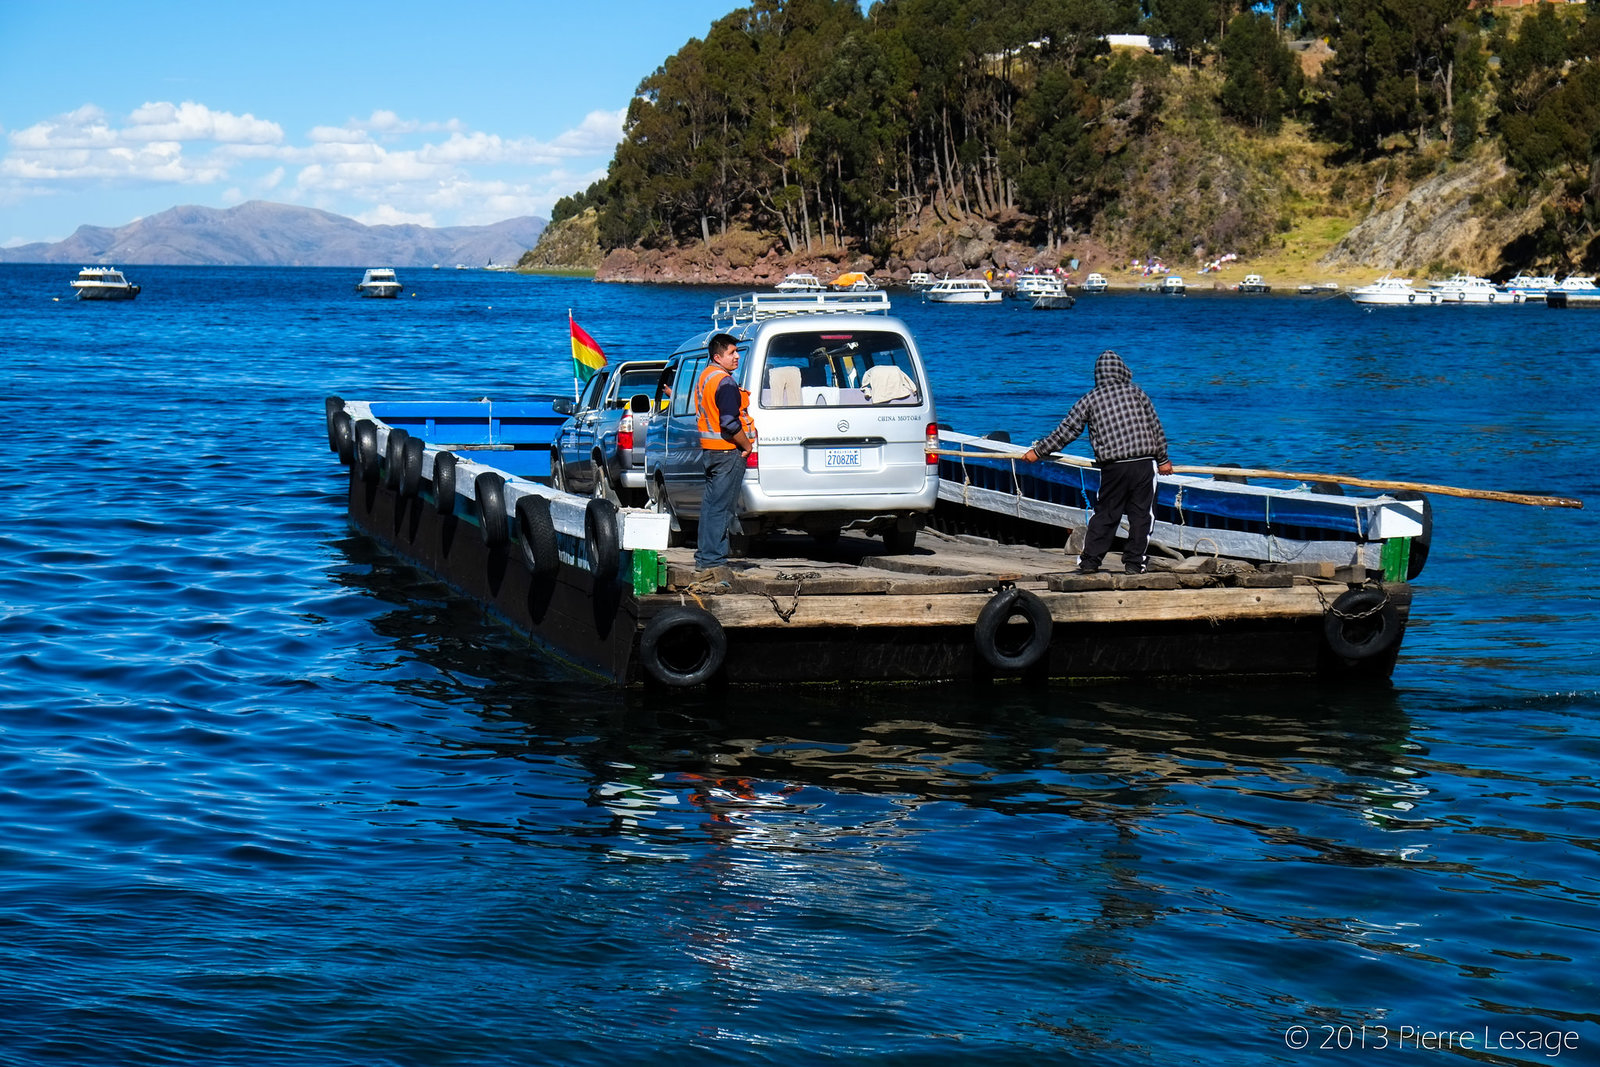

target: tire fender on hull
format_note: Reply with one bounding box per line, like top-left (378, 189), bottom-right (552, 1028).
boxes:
top-left (639, 606), bottom-right (727, 687)
top-left (974, 586), bottom-right (1054, 671)
top-left (585, 498), bottom-right (620, 580)
top-left (354, 419), bottom-right (380, 482)
top-left (475, 472), bottom-right (508, 548)
top-left (432, 452), bottom-right (458, 515)
top-left (515, 494), bottom-right (560, 580)
top-left (1323, 587), bottom-right (1402, 661)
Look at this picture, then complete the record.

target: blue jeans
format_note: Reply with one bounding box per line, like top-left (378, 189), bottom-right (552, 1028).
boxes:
top-left (694, 449), bottom-right (747, 570)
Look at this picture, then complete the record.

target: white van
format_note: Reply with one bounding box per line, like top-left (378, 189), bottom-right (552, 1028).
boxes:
top-left (642, 291), bottom-right (939, 552)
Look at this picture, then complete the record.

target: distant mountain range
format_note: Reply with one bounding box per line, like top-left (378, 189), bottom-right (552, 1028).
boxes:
top-left (0, 201), bottom-right (546, 267)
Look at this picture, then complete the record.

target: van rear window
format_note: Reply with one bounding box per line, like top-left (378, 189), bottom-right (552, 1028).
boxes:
top-left (759, 331), bottom-right (923, 409)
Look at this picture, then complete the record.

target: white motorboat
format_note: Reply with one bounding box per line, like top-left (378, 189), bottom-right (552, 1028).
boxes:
top-left (1546, 275), bottom-right (1600, 308)
top-left (1551, 275), bottom-right (1600, 295)
top-left (1424, 273), bottom-right (1500, 304)
top-left (924, 277), bottom-right (1002, 304)
top-left (1296, 282), bottom-right (1342, 294)
top-left (1499, 274), bottom-right (1556, 302)
top-left (356, 268), bottom-right (402, 298)
top-left (1349, 274), bottom-right (1427, 306)
top-left (1160, 274), bottom-right (1186, 294)
top-left (69, 266), bottom-right (140, 301)
top-left (830, 271), bottom-right (879, 292)
top-left (775, 272), bottom-right (825, 292)
top-left (1079, 272), bottom-right (1109, 293)
top-left (906, 272), bottom-right (936, 291)
top-left (1237, 274), bottom-right (1271, 293)
top-left (1012, 274), bottom-right (1065, 299)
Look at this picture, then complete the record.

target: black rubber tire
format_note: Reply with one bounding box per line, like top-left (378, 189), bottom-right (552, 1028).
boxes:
top-left (331, 410), bottom-right (355, 464)
top-left (974, 587), bottom-right (1054, 671)
top-left (515, 494), bottom-right (560, 580)
top-left (354, 419), bottom-right (380, 482)
top-left (475, 472), bottom-right (508, 548)
top-left (1323, 587), bottom-right (1402, 660)
top-left (639, 606), bottom-right (727, 687)
top-left (399, 437), bottom-right (425, 498)
top-left (584, 498), bottom-right (620, 579)
top-left (1392, 490), bottom-right (1432, 580)
top-left (432, 452), bottom-right (457, 515)
top-left (550, 454), bottom-right (568, 493)
top-left (324, 395), bottom-right (345, 452)
top-left (384, 428), bottom-right (410, 490)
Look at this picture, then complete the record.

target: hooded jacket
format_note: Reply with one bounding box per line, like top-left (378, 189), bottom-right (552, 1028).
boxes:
top-left (1032, 350), bottom-right (1169, 464)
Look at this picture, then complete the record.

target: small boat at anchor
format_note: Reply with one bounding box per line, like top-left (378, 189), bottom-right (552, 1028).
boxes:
top-left (69, 267), bottom-right (141, 301)
top-left (1349, 274), bottom-right (1426, 306)
top-left (775, 272), bottom-right (825, 293)
top-left (1424, 273), bottom-right (1501, 304)
top-left (1079, 272), bottom-right (1109, 293)
top-left (356, 268), bottom-right (403, 298)
top-left (925, 277), bottom-right (1002, 304)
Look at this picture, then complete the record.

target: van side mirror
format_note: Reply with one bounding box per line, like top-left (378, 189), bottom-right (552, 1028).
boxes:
top-left (629, 393), bottom-right (652, 414)
top-left (552, 396), bottom-right (577, 416)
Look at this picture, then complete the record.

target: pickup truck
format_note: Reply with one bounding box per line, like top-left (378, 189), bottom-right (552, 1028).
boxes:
top-left (550, 359), bottom-right (667, 506)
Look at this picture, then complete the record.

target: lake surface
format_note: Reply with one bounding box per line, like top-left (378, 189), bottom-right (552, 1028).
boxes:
top-left (2, 263), bottom-right (1597, 1065)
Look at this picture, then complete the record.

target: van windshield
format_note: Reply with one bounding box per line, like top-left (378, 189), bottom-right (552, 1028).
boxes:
top-left (759, 330), bottom-right (923, 409)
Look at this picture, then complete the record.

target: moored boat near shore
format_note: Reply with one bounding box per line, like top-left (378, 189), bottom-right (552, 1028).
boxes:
top-left (1499, 273), bottom-right (1556, 302)
top-left (1424, 273), bottom-right (1500, 304)
top-left (1349, 274), bottom-right (1427, 305)
top-left (925, 277), bottom-right (1002, 303)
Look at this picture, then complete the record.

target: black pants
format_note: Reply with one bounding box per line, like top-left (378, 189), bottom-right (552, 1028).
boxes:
top-left (1081, 458), bottom-right (1157, 568)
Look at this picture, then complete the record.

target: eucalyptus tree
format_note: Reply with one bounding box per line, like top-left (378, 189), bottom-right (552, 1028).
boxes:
top-left (1218, 11), bottom-right (1302, 131)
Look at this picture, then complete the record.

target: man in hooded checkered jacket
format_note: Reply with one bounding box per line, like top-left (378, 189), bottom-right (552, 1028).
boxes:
top-left (1022, 349), bottom-right (1174, 574)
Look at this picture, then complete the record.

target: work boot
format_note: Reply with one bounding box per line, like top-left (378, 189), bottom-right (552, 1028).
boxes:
top-left (1076, 557), bottom-right (1102, 574)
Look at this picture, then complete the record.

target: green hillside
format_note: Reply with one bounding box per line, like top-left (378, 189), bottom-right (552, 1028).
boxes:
top-left (532, 0), bottom-right (1600, 282)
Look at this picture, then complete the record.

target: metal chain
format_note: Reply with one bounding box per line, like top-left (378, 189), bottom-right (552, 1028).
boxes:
top-left (1313, 580), bottom-right (1390, 619)
top-left (765, 570), bottom-right (821, 622)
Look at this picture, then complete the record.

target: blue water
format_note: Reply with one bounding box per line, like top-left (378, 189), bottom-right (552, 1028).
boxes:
top-left (2, 264), bottom-right (1597, 1066)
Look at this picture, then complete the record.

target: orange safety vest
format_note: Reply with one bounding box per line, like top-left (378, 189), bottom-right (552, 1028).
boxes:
top-left (695, 364), bottom-right (755, 450)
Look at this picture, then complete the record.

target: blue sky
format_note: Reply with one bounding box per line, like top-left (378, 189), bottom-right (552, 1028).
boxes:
top-left (0, 1), bottom-right (739, 246)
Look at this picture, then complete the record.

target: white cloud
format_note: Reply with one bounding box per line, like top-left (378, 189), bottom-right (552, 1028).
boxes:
top-left (354, 203), bottom-right (436, 227)
top-left (124, 101), bottom-right (282, 144)
top-left (1, 99), bottom-right (622, 236)
top-left (551, 109), bottom-right (629, 154)
top-left (309, 125), bottom-right (372, 145)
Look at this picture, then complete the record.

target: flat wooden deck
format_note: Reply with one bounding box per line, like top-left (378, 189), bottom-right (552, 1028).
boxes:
top-left (650, 529), bottom-right (1366, 630)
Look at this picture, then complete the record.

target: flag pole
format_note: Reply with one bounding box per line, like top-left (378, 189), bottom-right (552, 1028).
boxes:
top-left (568, 308), bottom-right (579, 402)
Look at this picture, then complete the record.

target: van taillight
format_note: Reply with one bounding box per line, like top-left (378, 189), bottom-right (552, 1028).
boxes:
top-left (925, 422), bottom-right (939, 465)
top-left (745, 448), bottom-right (759, 469)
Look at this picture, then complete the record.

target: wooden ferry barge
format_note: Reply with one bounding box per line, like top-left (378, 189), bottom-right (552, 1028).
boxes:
top-left (325, 396), bottom-right (1422, 687)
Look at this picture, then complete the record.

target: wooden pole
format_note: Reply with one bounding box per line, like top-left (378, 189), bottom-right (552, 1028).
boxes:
top-left (929, 449), bottom-right (1584, 510)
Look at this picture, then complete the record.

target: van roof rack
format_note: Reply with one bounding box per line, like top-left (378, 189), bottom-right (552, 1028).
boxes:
top-left (712, 290), bottom-right (892, 327)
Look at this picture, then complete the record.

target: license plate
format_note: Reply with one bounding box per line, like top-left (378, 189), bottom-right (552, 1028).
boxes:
top-left (824, 448), bottom-right (862, 469)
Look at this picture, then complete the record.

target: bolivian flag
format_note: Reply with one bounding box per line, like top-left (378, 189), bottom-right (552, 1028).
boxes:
top-left (570, 313), bottom-right (606, 386)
